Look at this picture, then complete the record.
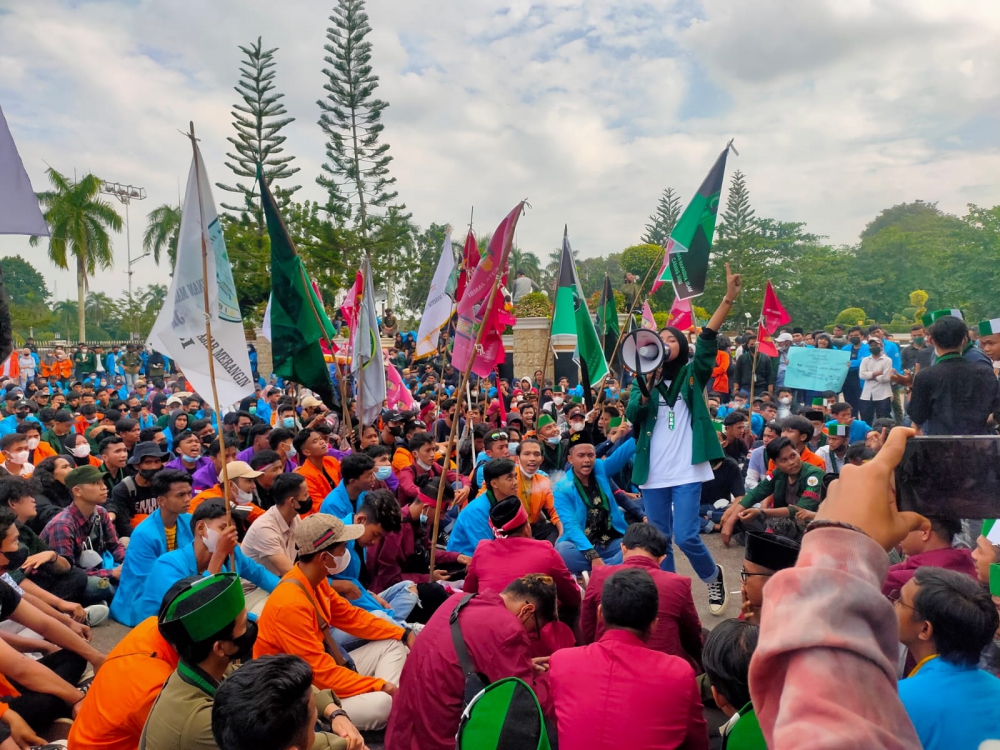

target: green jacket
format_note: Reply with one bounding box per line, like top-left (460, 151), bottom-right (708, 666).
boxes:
top-left (73, 351), bottom-right (97, 373)
top-left (626, 331), bottom-right (725, 486)
top-left (41, 428), bottom-right (70, 455)
top-left (721, 702), bottom-right (766, 749)
top-left (740, 462), bottom-right (825, 512)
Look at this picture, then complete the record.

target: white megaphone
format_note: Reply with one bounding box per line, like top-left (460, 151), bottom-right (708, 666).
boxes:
top-left (621, 328), bottom-right (665, 391)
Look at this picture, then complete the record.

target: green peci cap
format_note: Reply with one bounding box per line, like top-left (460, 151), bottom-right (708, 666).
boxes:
top-left (812, 397), bottom-right (825, 407)
top-left (977, 318), bottom-right (1000, 337)
top-left (536, 413), bottom-right (555, 429)
top-left (824, 421), bottom-right (848, 438)
top-left (982, 519), bottom-right (1000, 546)
top-left (159, 573), bottom-right (245, 644)
top-left (922, 309), bottom-right (964, 327)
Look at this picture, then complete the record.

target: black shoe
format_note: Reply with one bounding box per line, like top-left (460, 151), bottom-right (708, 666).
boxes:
top-left (707, 565), bottom-right (727, 616)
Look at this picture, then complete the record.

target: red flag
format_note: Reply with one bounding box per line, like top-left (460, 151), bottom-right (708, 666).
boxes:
top-left (761, 280), bottom-right (791, 333)
top-left (453, 203), bottom-right (523, 378)
top-left (455, 230), bottom-right (480, 303)
top-left (641, 301), bottom-right (656, 330)
top-left (757, 323), bottom-right (778, 357)
top-left (667, 296), bottom-right (693, 331)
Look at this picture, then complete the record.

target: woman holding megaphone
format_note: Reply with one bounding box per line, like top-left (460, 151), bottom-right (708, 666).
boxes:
top-left (625, 263), bottom-right (742, 616)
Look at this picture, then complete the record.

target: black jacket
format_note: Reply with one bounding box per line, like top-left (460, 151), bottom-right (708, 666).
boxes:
top-left (734, 350), bottom-right (773, 393)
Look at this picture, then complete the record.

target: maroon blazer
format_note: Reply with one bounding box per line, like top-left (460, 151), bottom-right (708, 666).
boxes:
top-left (464, 535), bottom-right (581, 611)
top-left (882, 546), bottom-right (977, 596)
top-left (365, 515), bottom-right (461, 592)
top-left (581, 554), bottom-right (703, 669)
top-left (549, 629), bottom-right (709, 750)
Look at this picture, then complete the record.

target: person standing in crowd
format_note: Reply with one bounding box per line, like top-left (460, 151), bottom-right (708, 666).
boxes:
top-left (858, 334), bottom-right (894, 423)
top-left (621, 272), bottom-right (639, 312)
top-left (733, 337), bottom-right (772, 399)
top-left (840, 325), bottom-right (866, 411)
top-left (626, 264), bottom-right (741, 614)
top-left (511, 269), bottom-right (539, 303)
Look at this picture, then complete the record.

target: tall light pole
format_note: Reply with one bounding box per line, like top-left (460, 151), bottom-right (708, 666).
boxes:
top-left (101, 182), bottom-right (147, 338)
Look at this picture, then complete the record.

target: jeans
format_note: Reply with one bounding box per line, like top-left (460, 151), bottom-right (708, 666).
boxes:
top-left (124, 372), bottom-right (137, 387)
top-left (859, 397), bottom-right (891, 424)
top-left (643, 483), bottom-right (719, 582)
top-left (84, 574), bottom-right (116, 605)
top-left (3, 649), bottom-right (86, 729)
top-left (555, 539), bottom-right (623, 575)
top-left (331, 581), bottom-right (419, 651)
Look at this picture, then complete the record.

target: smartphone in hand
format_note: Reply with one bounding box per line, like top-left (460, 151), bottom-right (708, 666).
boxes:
top-left (895, 435), bottom-right (1000, 518)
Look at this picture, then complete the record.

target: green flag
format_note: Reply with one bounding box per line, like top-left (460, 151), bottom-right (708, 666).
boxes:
top-left (597, 273), bottom-right (620, 373)
top-left (260, 174), bottom-right (337, 409)
top-left (650, 143), bottom-right (732, 300)
top-left (551, 227), bottom-right (608, 399)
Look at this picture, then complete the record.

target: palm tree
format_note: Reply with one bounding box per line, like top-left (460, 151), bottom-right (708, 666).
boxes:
top-left (508, 246), bottom-right (541, 283)
top-left (30, 169), bottom-right (122, 342)
top-left (142, 204), bottom-right (182, 268)
top-left (85, 292), bottom-right (117, 329)
top-left (51, 300), bottom-right (78, 337)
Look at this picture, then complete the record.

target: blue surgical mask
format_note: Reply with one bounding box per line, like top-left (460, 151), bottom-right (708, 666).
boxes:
top-left (287, 446), bottom-right (297, 458)
top-left (419, 511), bottom-right (428, 525)
top-left (375, 465), bottom-right (392, 481)
top-left (545, 436), bottom-right (560, 446)
top-left (181, 453), bottom-right (198, 464)
top-left (282, 417), bottom-right (296, 428)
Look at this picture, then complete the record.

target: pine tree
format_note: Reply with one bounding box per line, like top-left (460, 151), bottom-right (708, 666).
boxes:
top-left (317, 0), bottom-right (404, 238)
top-left (717, 170), bottom-right (756, 240)
top-left (217, 37), bottom-right (300, 225)
top-left (641, 187), bottom-right (681, 246)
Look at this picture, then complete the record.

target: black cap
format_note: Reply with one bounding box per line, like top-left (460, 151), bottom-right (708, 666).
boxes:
top-left (53, 410), bottom-right (74, 424)
top-left (744, 530), bottom-right (800, 571)
top-left (128, 441), bottom-right (172, 465)
top-left (381, 409), bottom-right (404, 423)
top-left (803, 410), bottom-right (825, 421)
top-left (568, 431), bottom-right (593, 448)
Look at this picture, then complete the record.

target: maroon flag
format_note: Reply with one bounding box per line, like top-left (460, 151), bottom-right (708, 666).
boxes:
top-left (761, 280), bottom-right (791, 333)
top-left (455, 230), bottom-right (480, 303)
top-left (757, 323), bottom-right (779, 358)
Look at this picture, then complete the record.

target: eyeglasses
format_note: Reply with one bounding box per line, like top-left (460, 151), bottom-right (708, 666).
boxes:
top-left (739, 568), bottom-right (773, 583)
top-left (887, 589), bottom-right (918, 613)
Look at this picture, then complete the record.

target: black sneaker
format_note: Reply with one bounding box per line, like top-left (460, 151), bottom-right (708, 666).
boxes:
top-left (707, 565), bottom-right (727, 615)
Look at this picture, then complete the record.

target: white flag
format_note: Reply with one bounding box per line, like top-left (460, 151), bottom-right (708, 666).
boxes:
top-left (415, 230), bottom-right (456, 358)
top-left (261, 294), bottom-right (273, 341)
top-left (147, 138), bottom-right (254, 407)
top-left (168, 140), bottom-right (242, 337)
top-left (351, 255), bottom-right (386, 426)
top-left (0, 106), bottom-right (48, 236)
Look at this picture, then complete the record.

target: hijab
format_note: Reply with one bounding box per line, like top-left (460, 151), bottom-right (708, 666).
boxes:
top-left (659, 326), bottom-right (691, 385)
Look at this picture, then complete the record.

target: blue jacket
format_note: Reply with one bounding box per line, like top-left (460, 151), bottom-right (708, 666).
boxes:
top-left (0, 415), bottom-right (40, 438)
top-left (110, 510), bottom-right (193, 626)
top-left (320, 481), bottom-right (367, 519)
top-left (446, 492), bottom-right (493, 557)
top-left (133, 542), bottom-right (278, 625)
top-left (553, 437), bottom-right (636, 553)
top-left (330, 511), bottom-right (394, 617)
top-left (899, 656), bottom-right (1000, 750)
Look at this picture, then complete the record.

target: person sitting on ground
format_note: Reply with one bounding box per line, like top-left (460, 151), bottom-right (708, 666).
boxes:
top-left (28, 456), bottom-right (74, 534)
top-left (0, 433), bottom-right (33, 479)
top-left (363, 444), bottom-right (399, 499)
top-left (254, 514), bottom-right (414, 732)
top-left (895, 566), bottom-right (1000, 750)
top-left (770, 416), bottom-right (826, 471)
top-left (464, 496), bottom-right (579, 656)
top-left (883, 516), bottom-right (976, 597)
top-left (815, 422), bottom-right (849, 475)
top-left (189, 461), bottom-right (266, 541)
top-left (395, 431), bottom-right (468, 507)
top-left (249, 450), bottom-right (284, 510)
top-left (384, 574), bottom-right (556, 750)
top-left (19, 421), bottom-right (55, 469)
top-left (549, 567), bottom-right (709, 750)
top-left (0, 507), bottom-right (105, 740)
top-left (111, 470), bottom-right (195, 626)
top-left (844, 441), bottom-right (875, 466)
top-left (40, 465), bottom-right (125, 605)
top-left (701, 618), bottom-right (763, 749)
top-left (720, 437), bottom-right (825, 546)
top-left (446, 457), bottom-right (521, 558)
top-left (107, 440), bottom-right (170, 537)
top-left (163, 429), bottom-right (211, 476)
top-left (211, 654), bottom-right (363, 750)
top-left (234, 423), bottom-right (272, 464)
top-left (241, 473), bottom-right (308, 578)
top-left (552, 431), bottom-right (637, 574)
top-left (135, 501), bottom-right (279, 624)
top-left (293, 428), bottom-right (342, 516)
top-left (581, 522), bottom-right (703, 668)
top-left (320, 453), bottom-right (374, 519)
top-left (738, 529), bottom-right (800, 626)
top-left (191, 437), bottom-right (239, 493)
top-left (98, 436), bottom-right (129, 498)
top-left (700, 454), bottom-right (744, 535)
top-left (267, 427), bottom-right (298, 473)
top-left (512, 438), bottom-right (563, 543)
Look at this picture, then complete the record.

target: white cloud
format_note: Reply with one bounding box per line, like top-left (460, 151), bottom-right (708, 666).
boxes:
top-left (1, 0), bottom-right (999, 305)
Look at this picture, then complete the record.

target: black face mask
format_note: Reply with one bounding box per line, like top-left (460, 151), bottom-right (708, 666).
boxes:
top-left (238, 426), bottom-right (251, 437)
top-left (850, 337), bottom-right (862, 345)
top-left (389, 425), bottom-right (403, 437)
top-left (1, 544), bottom-right (29, 571)
top-left (138, 468), bottom-right (160, 482)
top-left (869, 346), bottom-right (882, 356)
top-left (296, 496), bottom-right (313, 515)
top-left (227, 620), bottom-right (258, 663)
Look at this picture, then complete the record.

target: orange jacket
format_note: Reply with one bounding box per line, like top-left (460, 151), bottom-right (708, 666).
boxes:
top-left (68, 616), bottom-right (179, 750)
top-left (710, 350), bottom-right (730, 394)
top-left (189, 485), bottom-right (265, 524)
top-left (391, 445), bottom-right (413, 474)
top-left (515, 466), bottom-right (561, 526)
top-left (29, 440), bottom-right (56, 465)
top-left (42, 358), bottom-right (73, 379)
top-left (253, 564), bottom-right (404, 697)
top-left (294, 457), bottom-right (342, 515)
top-left (768, 445), bottom-right (826, 473)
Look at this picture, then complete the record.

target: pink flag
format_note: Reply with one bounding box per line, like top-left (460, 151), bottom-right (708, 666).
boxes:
top-left (453, 202), bottom-right (524, 378)
top-left (641, 301), bottom-right (656, 330)
top-left (385, 359), bottom-right (414, 410)
top-left (667, 295), bottom-right (693, 331)
top-left (762, 280), bottom-right (791, 333)
top-left (340, 271), bottom-right (363, 347)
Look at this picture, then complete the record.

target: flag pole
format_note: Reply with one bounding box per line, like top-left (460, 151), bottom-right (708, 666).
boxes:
top-left (538, 226), bottom-right (566, 394)
top-left (187, 122), bottom-right (233, 567)
top-left (428, 221), bottom-right (515, 575)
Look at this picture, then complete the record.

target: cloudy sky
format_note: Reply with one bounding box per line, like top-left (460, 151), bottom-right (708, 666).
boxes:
top-left (2, 0), bottom-right (999, 302)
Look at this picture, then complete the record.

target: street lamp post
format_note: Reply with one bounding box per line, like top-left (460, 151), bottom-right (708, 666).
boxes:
top-left (101, 182), bottom-right (147, 337)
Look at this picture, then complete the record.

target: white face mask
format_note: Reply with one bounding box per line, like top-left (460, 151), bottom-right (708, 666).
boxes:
top-left (552, 397), bottom-right (564, 406)
top-left (326, 548), bottom-right (351, 576)
top-left (233, 486), bottom-right (254, 506)
top-left (570, 421), bottom-right (584, 434)
top-left (26, 438), bottom-right (39, 451)
top-left (71, 444), bottom-right (91, 458)
top-left (202, 527), bottom-right (221, 553)
top-left (779, 397), bottom-right (792, 405)
top-left (6, 451), bottom-right (28, 465)
top-left (416, 458), bottom-right (432, 471)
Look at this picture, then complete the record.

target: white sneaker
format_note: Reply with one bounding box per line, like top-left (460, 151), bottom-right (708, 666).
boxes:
top-left (85, 604), bottom-right (109, 627)
top-left (707, 565), bottom-right (728, 616)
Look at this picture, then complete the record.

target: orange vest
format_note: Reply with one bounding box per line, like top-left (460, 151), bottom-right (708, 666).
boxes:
top-left (294, 457), bottom-right (343, 515)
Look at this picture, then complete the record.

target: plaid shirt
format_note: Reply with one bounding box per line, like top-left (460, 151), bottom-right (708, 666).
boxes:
top-left (40, 502), bottom-right (124, 579)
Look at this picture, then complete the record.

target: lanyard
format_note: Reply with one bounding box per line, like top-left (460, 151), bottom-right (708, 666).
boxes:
top-left (574, 475), bottom-right (609, 512)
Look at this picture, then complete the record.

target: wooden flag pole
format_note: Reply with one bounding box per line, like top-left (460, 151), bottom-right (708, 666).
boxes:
top-left (187, 121), bottom-right (234, 569)
top-left (428, 214), bottom-right (518, 575)
top-left (538, 226), bottom-right (566, 395)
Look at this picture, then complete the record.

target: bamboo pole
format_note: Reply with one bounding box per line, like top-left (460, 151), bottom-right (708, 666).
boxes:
top-left (428, 209), bottom-right (520, 574)
top-left (187, 122), bottom-right (234, 569)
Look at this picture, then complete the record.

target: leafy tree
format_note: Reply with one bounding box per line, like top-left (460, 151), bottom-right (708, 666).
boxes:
top-left (619, 243), bottom-right (668, 309)
top-left (908, 290), bottom-right (929, 323)
top-left (142, 204), bottom-right (181, 267)
top-left (84, 292), bottom-right (117, 330)
top-left (217, 36), bottom-right (300, 231)
top-left (835, 308), bottom-right (867, 326)
top-left (400, 222), bottom-right (450, 315)
top-left (0, 256), bottom-right (50, 307)
top-left (641, 187), bottom-right (681, 246)
top-left (29, 169), bottom-right (123, 341)
top-left (317, 0), bottom-right (406, 241)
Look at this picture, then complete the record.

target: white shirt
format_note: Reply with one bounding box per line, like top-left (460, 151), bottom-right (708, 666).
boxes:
top-left (859, 353), bottom-right (893, 401)
top-left (815, 444), bottom-right (845, 474)
top-left (641, 391), bottom-right (713, 490)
